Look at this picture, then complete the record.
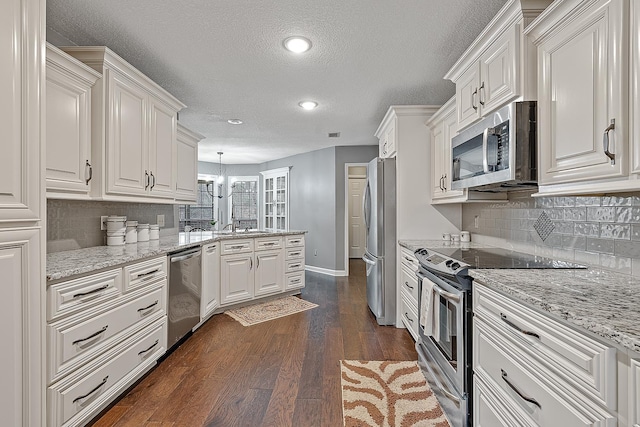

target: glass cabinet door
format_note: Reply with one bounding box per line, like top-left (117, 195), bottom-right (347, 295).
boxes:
top-left (261, 167), bottom-right (289, 230)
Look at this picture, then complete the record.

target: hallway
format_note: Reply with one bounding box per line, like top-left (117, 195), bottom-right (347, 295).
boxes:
top-left (91, 260), bottom-right (417, 426)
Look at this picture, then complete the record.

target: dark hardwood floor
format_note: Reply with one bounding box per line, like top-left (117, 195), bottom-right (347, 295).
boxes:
top-left (92, 259), bottom-right (417, 426)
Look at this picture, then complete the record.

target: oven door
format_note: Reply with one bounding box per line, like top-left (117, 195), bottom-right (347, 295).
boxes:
top-left (416, 269), bottom-right (466, 395)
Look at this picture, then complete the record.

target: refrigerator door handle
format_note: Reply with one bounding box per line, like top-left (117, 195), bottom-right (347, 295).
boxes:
top-left (363, 181), bottom-right (371, 231)
top-left (362, 252), bottom-right (376, 266)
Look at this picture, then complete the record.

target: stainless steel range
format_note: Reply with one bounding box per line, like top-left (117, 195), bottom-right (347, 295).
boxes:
top-left (413, 244), bottom-right (585, 427)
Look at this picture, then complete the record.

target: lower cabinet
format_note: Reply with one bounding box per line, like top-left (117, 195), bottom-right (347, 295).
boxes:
top-left (398, 246), bottom-right (419, 340)
top-left (254, 248), bottom-right (284, 297)
top-left (630, 358), bottom-right (640, 427)
top-left (46, 256), bottom-right (168, 426)
top-left (220, 252), bottom-right (254, 305)
top-left (201, 242), bottom-right (220, 320)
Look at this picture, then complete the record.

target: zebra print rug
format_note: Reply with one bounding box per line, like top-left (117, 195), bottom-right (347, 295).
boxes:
top-left (340, 360), bottom-right (450, 427)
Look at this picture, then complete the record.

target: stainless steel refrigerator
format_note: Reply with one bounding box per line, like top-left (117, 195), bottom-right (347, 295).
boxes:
top-left (362, 157), bottom-right (396, 325)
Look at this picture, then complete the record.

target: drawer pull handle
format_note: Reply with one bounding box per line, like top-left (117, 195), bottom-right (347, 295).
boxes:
top-left (290, 240), bottom-right (300, 244)
top-left (403, 256), bottom-right (414, 262)
top-left (501, 369), bottom-right (541, 409)
top-left (290, 264), bottom-right (300, 269)
top-left (290, 252), bottom-right (300, 256)
top-left (292, 279), bottom-right (300, 283)
top-left (405, 312), bottom-right (414, 322)
top-left (72, 325), bottom-right (108, 345)
top-left (138, 339), bottom-right (159, 356)
top-left (73, 285), bottom-right (109, 299)
top-left (137, 300), bottom-right (159, 313)
top-left (137, 269), bottom-right (160, 279)
top-left (404, 281), bottom-right (414, 290)
top-left (500, 313), bottom-right (540, 339)
top-left (264, 242), bottom-right (276, 246)
top-left (231, 245), bottom-right (244, 250)
top-left (73, 376), bottom-right (109, 404)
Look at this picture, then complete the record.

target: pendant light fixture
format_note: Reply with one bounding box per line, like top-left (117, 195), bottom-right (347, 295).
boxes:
top-left (217, 152), bottom-right (224, 199)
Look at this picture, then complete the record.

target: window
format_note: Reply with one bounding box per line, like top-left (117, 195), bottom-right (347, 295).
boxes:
top-left (179, 178), bottom-right (219, 231)
top-left (228, 177), bottom-right (258, 230)
top-left (260, 167), bottom-right (290, 230)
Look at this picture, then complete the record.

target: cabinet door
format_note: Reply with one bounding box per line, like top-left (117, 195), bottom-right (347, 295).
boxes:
top-left (107, 70), bottom-right (149, 196)
top-left (631, 358), bottom-right (640, 427)
top-left (431, 121), bottom-right (446, 200)
top-left (632, 1), bottom-right (640, 175)
top-left (479, 25), bottom-right (518, 115)
top-left (456, 62), bottom-right (481, 130)
top-left (220, 253), bottom-right (254, 305)
top-left (442, 109), bottom-right (466, 199)
top-left (537, 0), bottom-right (626, 185)
top-left (148, 95), bottom-right (176, 199)
top-left (201, 243), bottom-right (220, 319)
top-left (385, 119), bottom-right (397, 158)
top-left (46, 65), bottom-right (92, 197)
top-left (254, 249), bottom-right (284, 297)
top-left (175, 131), bottom-right (198, 202)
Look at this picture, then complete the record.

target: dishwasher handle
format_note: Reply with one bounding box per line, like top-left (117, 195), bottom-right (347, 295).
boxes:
top-left (170, 248), bottom-right (201, 263)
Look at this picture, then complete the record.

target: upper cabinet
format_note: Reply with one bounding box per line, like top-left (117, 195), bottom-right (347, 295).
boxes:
top-left (527, 0), bottom-right (638, 196)
top-left (61, 47), bottom-right (187, 203)
top-left (378, 117), bottom-right (397, 158)
top-left (445, 0), bottom-right (552, 131)
top-left (46, 43), bottom-right (101, 200)
top-left (175, 124), bottom-right (203, 203)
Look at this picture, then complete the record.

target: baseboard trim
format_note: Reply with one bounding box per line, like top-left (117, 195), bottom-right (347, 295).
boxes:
top-left (305, 265), bottom-right (348, 277)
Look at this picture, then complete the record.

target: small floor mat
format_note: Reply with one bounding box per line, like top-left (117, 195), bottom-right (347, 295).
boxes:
top-left (224, 295), bottom-right (318, 326)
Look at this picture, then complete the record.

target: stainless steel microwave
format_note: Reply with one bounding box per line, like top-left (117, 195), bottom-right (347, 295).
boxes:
top-left (451, 101), bottom-right (537, 191)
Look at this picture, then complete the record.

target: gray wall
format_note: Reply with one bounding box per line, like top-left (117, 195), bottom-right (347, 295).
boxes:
top-left (462, 192), bottom-right (640, 276)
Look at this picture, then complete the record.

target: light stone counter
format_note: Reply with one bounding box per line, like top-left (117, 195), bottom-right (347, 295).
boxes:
top-left (47, 230), bottom-right (307, 283)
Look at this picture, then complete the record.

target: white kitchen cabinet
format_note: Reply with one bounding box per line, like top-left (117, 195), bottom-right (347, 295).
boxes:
top-left (473, 284), bottom-right (617, 426)
top-left (46, 44), bottom-right (101, 199)
top-left (62, 47), bottom-right (186, 203)
top-left (378, 117), bottom-right (397, 158)
top-left (261, 167), bottom-right (290, 230)
top-left (445, 0), bottom-right (549, 130)
top-left (398, 246), bottom-right (419, 341)
top-left (285, 234), bottom-right (305, 290)
top-left (630, 2), bottom-right (640, 179)
top-left (220, 252), bottom-right (255, 305)
top-left (0, 0), bottom-right (45, 426)
top-left (474, 370), bottom-right (536, 427)
top-left (201, 242), bottom-right (220, 321)
top-left (528, 0), bottom-right (628, 190)
top-left (175, 124), bottom-right (203, 203)
top-left (630, 358), bottom-right (640, 427)
top-left (254, 248), bottom-right (285, 297)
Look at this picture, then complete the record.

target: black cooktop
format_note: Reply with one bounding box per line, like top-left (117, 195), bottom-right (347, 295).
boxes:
top-left (425, 246), bottom-right (585, 269)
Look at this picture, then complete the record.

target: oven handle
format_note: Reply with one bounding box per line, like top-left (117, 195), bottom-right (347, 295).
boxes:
top-left (417, 272), bottom-right (461, 303)
top-left (421, 356), bottom-right (461, 403)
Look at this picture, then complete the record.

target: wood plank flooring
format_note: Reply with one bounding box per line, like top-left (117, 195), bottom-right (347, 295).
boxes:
top-left (91, 259), bottom-right (417, 426)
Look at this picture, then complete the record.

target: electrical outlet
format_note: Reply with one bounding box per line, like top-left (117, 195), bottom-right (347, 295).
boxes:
top-left (100, 216), bottom-right (108, 230)
top-left (157, 214), bottom-right (165, 227)
top-left (474, 215), bottom-right (479, 229)
top-left (314, 249), bottom-right (318, 256)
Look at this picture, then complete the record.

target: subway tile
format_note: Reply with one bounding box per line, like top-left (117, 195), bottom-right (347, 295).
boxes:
top-left (575, 196), bottom-right (601, 206)
top-left (632, 225), bottom-right (640, 241)
top-left (563, 208), bottom-right (586, 221)
top-left (562, 235), bottom-right (586, 251)
top-left (542, 234), bottom-right (562, 247)
top-left (599, 253), bottom-right (632, 275)
top-left (552, 221), bottom-right (575, 234)
top-left (574, 222), bottom-right (600, 237)
top-left (527, 209), bottom-right (542, 219)
top-left (616, 207), bottom-right (632, 223)
top-left (632, 196), bottom-right (640, 206)
top-left (535, 197), bottom-right (554, 209)
top-left (600, 223), bottom-right (630, 240)
top-left (542, 209), bottom-right (564, 220)
top-left (586, 237), bottom-right (615, 254)
top-left (552, 247), bottom-right (575, 262)
top-left (614, 240), bottom-right (640, 259)
top-left (574, 250), bottom-right (600, 266)
top-left (510, 230), bottom-right (529, 242)
top-left (602, 196), bottom-right (632, 206)
top-left (632, 258), bottom-right (640, 277)
top-left (586, 207), bottom-right (616, 222)
top-left (554, 197), bottom-right (576, 207)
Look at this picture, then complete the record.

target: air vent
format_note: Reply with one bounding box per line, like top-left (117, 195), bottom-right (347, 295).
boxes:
top-left (328, 132), bottom-right (341, 138)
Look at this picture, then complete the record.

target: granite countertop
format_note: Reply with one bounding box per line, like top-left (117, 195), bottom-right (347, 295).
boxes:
top-left (472, 269), bottom-right (640, 354)
top-left (47, 230), bottom-right (307, 283)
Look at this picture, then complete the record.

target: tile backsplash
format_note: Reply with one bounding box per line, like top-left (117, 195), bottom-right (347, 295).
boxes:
top-left (47, 200), bottom-right (178, 253)
top-left (462, 192), bottom-right (640, 277)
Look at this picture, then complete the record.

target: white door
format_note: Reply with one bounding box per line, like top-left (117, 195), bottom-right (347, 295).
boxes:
top-left (348, 177), bottom-right (366, 258)
top-left (175, 127), bottom-right (199, 202)
top-left (148, 95), bottom-right (176, 199)
top-left (254, 249), bottom-right (284, 297)
top-left (220, 253), bottom-right (254, 305)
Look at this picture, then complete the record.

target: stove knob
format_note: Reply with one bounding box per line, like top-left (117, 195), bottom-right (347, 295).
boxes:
top-left (445, 260), bottom-right (453, 267)
top-left (451, 262), bottom-right (460, 270)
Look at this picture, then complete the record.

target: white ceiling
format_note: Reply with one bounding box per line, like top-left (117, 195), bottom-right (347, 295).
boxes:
top-left (46, 0), bottom-right (509, 164)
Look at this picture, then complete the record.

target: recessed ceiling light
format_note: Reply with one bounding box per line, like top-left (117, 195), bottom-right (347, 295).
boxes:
top-left (298, 101), bottom-right (318, 110)
top-left (227, 119), bottom-right (243, 125)
top-left (283, 36), bottom-right (312, 53)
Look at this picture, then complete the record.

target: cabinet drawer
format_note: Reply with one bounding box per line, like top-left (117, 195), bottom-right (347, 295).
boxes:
top-left (123, 256), bottom-right (167, 293)
top-left (400, 247), bottom-right (419, 272)
top-left (474, 370), bottom-right (536, 427)
top-left (285, 247), bottom-right (304, 260)
top-left (220, 238), bottom-right (254, 255)
top-left (400, 292), bottom-right (419, 341)
top-left (400, 263), bottom-right (419, 305)
top-left (48, 285), bottom-right (165, 383)
top-left (48, 269), bottom-right (123, 321)
top-left (474, 317), bottom-right (615, 425)
top-left (286, 271), bottom-right (305, 290)
top-left (48, 317), bottom-right (166, 427)
top-left (255, 236), bottom-right (283, 251)
top-left (285, 259), bottom-right (304, 273)
top-left (473, 284), bottom-right (617, 409)
top-left (285, 234), bottom-right (304, 247)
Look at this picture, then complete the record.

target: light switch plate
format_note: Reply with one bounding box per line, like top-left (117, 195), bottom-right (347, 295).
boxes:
top-left (100, 216), bottom-right (108, 230)
top-left (157, 214), bottom-right (165, 227)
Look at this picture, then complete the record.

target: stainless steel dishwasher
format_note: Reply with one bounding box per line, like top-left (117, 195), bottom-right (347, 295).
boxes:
top-left (167, 246), bottom-right (202, 349)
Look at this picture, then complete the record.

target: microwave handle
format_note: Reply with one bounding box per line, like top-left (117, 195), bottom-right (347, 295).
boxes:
top-left (482, 128), bottom-right (490, 173)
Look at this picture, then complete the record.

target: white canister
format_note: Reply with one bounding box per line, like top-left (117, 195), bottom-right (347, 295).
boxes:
top-left (442, 233), bottom-right (451, 241)
top-left (125, 220), bottom-right (138, 244)
top-left (106, 231), bottom-right (125, 246)
top-left (149, 224), bottom-right (160, 240)
top-left (137, 223), bottom-right (150, 242)
top-left (460, 231), bottom-right (471, 242)
top-left (106, 215), bottom-right (126, 232)
top-left (451, 234), bottom-right (460, 243)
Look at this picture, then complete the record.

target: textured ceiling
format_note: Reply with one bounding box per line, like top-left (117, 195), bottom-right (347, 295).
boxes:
top-left (46, 0), bottom-right (509, 164)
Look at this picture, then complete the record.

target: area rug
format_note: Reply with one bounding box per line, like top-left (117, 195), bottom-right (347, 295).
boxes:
top-left (340, 360), bottom-right (450, 427)
top-left (225, 296), bottom-right (318, 326)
